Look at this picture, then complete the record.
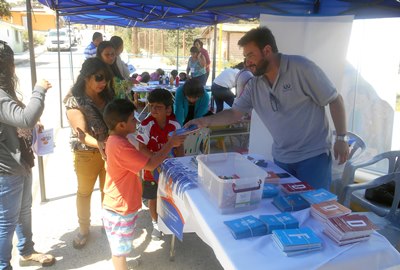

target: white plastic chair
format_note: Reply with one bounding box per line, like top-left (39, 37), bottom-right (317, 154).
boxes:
top-left (331, 131), bottom-right (367, 197)
top-left (184, 128), bottom-right (210, 156)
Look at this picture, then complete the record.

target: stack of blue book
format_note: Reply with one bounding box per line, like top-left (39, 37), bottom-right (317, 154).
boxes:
top-left (300, 188), bottom-right (337, 204)
top-left (262, 183), bottom-right (280, 198)
top-left (272, 194), bottom-right (310, 212)
top-left (224, 215), bottom-right (268, 239)
top-left (259, 213), bottom-right (299, 234)
top-left (272, 227), bottom-right (323, 256)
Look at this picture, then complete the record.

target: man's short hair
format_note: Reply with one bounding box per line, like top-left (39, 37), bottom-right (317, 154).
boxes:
top-left (183, 78), bottom-right (204, 98)
top-left (147, 88), bottom-right (173, 107)
top-left (238, 27), bottom-right (278, 53)
top-left (92, 32), bottom-right (103, 42)
top-left (103, 99), bottom-right (136, 130)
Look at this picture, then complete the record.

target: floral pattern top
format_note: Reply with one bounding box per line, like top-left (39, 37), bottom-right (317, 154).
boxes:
top-left (64, 94), bottom-right (109, 151)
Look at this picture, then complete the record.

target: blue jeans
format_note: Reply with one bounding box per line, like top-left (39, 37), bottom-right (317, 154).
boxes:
top-left (211, 83), bottom-right (235, 113)
top-left (274, 152), bottom-right (332, 190)
top-left (0, 173), bottom-right (35, 270)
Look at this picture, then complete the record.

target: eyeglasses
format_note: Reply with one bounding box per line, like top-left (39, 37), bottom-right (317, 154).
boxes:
top-left (269, 92), bottom-right (279, 112)
top-left (94, 74), bottom-right (105, 82)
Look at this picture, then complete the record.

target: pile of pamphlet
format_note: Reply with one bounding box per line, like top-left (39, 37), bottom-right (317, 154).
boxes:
top-left (280, 181), bottom-right (314, 194)
top-left (259, 213), bottom-right (299, 234)
top-left (324, 214), bottom-right (377, 245)
top-left (272, 227), bottom-right (323, 256)
top-left (272, 194), bottom-right (310, 212)
top-left (224, 215), bottom-right (267, 239)
top-left (300, 188), bottom-right (337, 204)
top-left (311, 200), bottom-right (351, 222)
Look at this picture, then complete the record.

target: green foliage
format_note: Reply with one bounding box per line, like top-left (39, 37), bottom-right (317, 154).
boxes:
top-left (22, 30), bottom-right (45, 46)
top-left (0, 0), bottom-right (11, 17)
top-left (167, 28), bottom-right (203, 55)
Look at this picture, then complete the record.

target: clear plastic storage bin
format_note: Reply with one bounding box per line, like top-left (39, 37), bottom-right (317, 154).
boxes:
top-left (196, 153), bottom-right (267, 214)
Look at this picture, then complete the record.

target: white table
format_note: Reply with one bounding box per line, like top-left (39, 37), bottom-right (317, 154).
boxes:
top-left (157, 156), bottom-right (400, 270)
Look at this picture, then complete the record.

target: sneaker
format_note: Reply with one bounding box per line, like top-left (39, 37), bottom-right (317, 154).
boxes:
top-left (151, 223), bottom-right (162, 240)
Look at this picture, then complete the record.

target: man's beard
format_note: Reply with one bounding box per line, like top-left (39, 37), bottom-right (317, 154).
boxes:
top-left (253, 57), bottom-right (269, 76)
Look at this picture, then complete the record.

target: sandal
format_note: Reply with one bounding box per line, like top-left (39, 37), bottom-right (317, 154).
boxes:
top-left (72, 232), bottom-right (89, 249)
top-left (19, 252), bottom-right (55, 267)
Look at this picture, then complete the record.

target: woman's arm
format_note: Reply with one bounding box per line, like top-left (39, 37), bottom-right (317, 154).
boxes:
top-left (198, 53), bottom-right (206, 67)
top-left (66, 108), bottom-right (100, 148)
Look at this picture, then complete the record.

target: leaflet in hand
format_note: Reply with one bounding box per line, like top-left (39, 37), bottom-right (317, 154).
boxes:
top-left (168, 124), bottom-right (199, 136)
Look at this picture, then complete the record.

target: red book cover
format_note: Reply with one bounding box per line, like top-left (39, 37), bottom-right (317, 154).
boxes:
top-left (281, 181), bottom-right (314, 194)
top-left (327, 214), bottom-right (377, 239)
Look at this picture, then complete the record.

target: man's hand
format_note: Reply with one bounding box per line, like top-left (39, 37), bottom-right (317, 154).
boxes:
top-left (333, 140), bottom-right (349, 165)
top-left (184, 117), bottom-right (209, 129)
top-left (168, 132), bottom-right (187, 147)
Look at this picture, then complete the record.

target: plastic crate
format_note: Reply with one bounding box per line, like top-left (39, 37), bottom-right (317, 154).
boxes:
top-left (196, 152), bottom-right (267, 214)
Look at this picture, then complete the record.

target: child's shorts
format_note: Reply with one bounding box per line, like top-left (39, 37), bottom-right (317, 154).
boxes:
top-left (142, 180), bottom-right (158, 200)
top-left (102, 208), bottom-right (138, 256)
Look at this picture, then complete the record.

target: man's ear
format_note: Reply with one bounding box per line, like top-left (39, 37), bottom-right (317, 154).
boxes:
top-left (262, 45), bottom-right (272, 57)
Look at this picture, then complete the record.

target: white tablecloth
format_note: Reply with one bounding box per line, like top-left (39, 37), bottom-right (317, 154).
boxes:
top-left (157, 156), bottom-right (400, 270)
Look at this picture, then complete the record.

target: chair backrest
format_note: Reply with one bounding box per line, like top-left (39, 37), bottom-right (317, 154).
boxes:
top-left (331, 131), bottom-right (367, 195)
top-left (184, 128), bottom-right (210, 156)
top-left (339, 150), bottom-right (400, 203)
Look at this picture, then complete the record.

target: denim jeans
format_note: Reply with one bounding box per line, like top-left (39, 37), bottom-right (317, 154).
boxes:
top-left (0, 172), bottom-right (35, 270)
top-left (274, 152), bottom-right (332, 190)
top-left (211, 83), bottom-right (235, 113)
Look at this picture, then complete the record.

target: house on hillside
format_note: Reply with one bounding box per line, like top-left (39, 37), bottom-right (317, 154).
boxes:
top-left (200, 23), bottom-right (258, 69)
top-left (0, 20), bottom-right (24, 53)
top-left (3, 6), bottom-right (57, 32)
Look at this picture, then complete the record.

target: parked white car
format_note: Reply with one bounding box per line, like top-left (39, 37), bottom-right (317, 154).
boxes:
top-left (45, 29), bottom-right (72, 51)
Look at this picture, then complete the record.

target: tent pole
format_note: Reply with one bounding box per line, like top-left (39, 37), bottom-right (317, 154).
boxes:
top-left (26, 0), bottom-right (47, 202)
top-left (176, 29), bottom-right (179, 71)
top-left (68, 21), bottom-right (75, 84)
top-left (212, 23), bottom-right (217, 82)
top-left (56, 11), bottom-right (64, 128)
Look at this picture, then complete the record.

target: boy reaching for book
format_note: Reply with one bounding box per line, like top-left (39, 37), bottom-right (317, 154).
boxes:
top-left (136, 88), bottom-right (184, 240)
top-left (102, 99), bottom-right (186, 270)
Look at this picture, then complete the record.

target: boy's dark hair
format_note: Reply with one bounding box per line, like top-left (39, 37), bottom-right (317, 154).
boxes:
top-left (170, 69), bottom-right (178, 77)
top-left (179, 72), bottom-right (187, 81)
top-left (103, 99), bottom-right (136, 130)
top-left (156, 68), bottom-right (165, 76)
top-left (190, 46), bottom-right (199, 54)
top-left (147, 88), bottom-right (173, 107)
top-left (238, 27), bottom-right (278, 53)
top-left (140, 72), bottom-right (150, 83)
top-left (92, 32), bottom-right (103, 42)
top-left (183, 78), bottom-right (204, 98)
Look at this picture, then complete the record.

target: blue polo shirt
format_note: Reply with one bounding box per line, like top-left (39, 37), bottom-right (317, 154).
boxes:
top-left (233, 54), bottom-right (338, 163)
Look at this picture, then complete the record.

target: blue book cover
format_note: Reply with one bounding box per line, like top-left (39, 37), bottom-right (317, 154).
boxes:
top-left (262, 183), bottom-right (279, 198)
top-left (272, 194), bottom-right (310, 212)
top-left (300, 188), bottom-right (337, 204)
top-left (168, 124), bottom-right (199, 136)
top-left (259, 213), bottom-right (299, 234)
top-left (272, 227), bottom-right (322, 251)
top-left (224, 215), bottom-right (268, 239)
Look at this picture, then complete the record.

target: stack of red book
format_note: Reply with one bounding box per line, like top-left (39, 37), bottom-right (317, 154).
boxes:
top-left (311, 200), bottom-right (351, 222)
top-left (324, 214), bottom-right (377, 245)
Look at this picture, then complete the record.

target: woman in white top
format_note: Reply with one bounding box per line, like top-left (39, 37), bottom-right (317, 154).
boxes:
top-left (211, 62), bottom-right (253, 112)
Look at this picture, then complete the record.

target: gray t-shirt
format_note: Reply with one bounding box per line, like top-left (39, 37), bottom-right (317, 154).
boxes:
top-left (233, 54), bottom-right (337, 163)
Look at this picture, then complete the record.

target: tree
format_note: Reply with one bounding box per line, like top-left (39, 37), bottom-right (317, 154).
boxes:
top-left (0, 0), bottom-right (11, 17)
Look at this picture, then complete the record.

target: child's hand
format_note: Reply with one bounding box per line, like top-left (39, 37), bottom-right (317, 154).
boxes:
top-left (168, 131), bottom-right (186, 147)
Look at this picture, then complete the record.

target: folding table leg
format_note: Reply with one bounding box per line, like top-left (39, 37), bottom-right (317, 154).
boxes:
top-left (169, 234), bottom-right (176, 261)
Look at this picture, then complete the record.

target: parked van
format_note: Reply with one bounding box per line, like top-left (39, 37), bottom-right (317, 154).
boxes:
top-left (45, 29), bottom-right (72, 51)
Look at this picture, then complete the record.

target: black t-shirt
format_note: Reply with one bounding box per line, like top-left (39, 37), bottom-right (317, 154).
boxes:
top-left (184, 103), bottom-right (195, 125)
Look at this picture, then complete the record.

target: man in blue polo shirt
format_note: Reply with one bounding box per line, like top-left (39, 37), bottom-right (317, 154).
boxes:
top-left (84, 32), bottom-right (103, 59)
top-left (186, 27), bottom-right (349, 190)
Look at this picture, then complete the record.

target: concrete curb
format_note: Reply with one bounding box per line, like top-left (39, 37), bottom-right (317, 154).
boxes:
top-left (14, 45), bottom-right (47, 66)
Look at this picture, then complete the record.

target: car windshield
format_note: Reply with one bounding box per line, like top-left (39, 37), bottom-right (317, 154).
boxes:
top-left (49, 31), bottom-right (66, 37)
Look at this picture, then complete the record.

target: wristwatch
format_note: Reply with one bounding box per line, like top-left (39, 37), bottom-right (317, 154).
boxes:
top-left (336, 134), bottom-right (349, 143)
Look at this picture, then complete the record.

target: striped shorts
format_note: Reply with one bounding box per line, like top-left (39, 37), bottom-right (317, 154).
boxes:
top-left (102, 208), bottom-right (139, 256)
